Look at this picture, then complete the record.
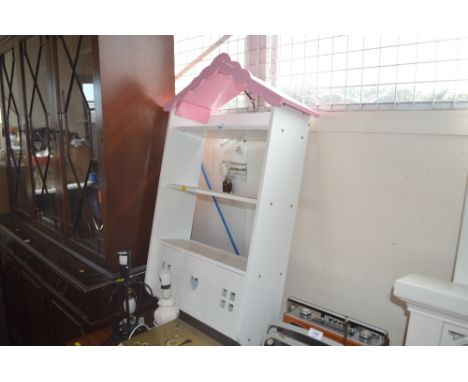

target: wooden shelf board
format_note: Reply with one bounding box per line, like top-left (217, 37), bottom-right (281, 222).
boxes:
top-left (167, 183), bottom-right (257, 205)
top-left (174, 125), bottom-right (268, 140)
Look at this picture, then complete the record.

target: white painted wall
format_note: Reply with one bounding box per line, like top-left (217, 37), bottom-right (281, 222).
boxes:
top-left (284, 109), bottom-right (468, 345)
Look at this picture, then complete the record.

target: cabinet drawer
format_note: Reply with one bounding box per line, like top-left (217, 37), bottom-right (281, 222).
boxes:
top-left (48, 299), bottom-right (86, 345)
top-left (21, 251), bottom-right (45, 277)
top-left (5, 240), bottom-right (45, 279)
top-left (41, 266), bottom-right (87, 314)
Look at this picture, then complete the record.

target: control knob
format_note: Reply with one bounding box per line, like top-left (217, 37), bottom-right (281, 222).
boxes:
top-left (299, 307), bottom-right (312, 318)
top-left (359, 329), bottom-right (374, 341)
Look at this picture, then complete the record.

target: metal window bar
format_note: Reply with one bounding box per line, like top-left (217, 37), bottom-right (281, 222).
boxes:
top-left (175, 35), bottom-right (468, 111)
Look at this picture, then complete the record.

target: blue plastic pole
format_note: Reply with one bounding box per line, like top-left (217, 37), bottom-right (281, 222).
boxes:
top-left (201, 164), bottom-right (240, 256)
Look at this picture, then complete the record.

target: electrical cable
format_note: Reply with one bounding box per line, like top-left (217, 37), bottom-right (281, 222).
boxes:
top-left (132, 280), bottom-right (156, 317)
top-left (136, 283), bottom-right (143, 318)
top-left (201, 164), bottom-right (240, 256)
top-left (132, 280), bottom-right (155, 299)
top-left (107, 279), bottom-right (155, 311)
top-left (128, 323), bottom-right (150, 339)
top-left (107, 283), bottom-right (123, 310)
top-left (106, 279), bottom-right (156, 344)
top-left (102, 255), bottom-right (158, 345)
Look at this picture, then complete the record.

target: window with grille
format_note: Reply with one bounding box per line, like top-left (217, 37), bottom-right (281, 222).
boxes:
top-left (175, 35), bottom-right (468, 111)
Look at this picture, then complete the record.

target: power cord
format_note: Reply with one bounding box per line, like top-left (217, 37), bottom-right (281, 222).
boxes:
top-left (128, 323), bottom-right (150, 339)
top-left (104, 250), bottom-right (157, 345)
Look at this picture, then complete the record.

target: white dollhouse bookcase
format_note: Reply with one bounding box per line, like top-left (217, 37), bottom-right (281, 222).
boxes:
top-left (145, 53), bottom-right (319, 345)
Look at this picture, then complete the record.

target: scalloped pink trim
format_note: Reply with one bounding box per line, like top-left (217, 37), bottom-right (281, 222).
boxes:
top-left (165, 53), bottom-right (319, 123)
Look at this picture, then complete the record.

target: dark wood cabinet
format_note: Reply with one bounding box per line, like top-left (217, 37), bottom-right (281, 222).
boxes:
top-left (0, 35), bottom-right (173, 344)
top-left (19, 269), bottom-right (51, 345)
top-left (1, 35), bottom-right (174, 271)
top-left (47, 299), bottom-right (85, 346)
top-left (0, 250), bottom-right (27, 345)
top-left (0, 218), bottom-right (152, 345)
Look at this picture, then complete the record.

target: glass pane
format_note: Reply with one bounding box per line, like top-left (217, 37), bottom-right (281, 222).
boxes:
top-left (23, 36), bottom-right (60, 228)
top-left (377, 85), bottom-right (396, 103)
top-left (1, 47), bottom-right (30, 212)
top-left (362, 67), bottom-right (379, 86)
top-left (329, 87), bottom-right (345, 104)
top-left (331, 69), bottom-right (346, 88)
top-left (396, 84), bottom-right (414, 103)
top-left (433, 81), bottom-right (455, 102)
top-left (455, 80), bottom-right (468, 103)
top-left (344, 86), bottom-right (361, 104)
top-left (56, 35), bottom-right (102, 251)
top-left (361, 85), bottom-right (378, 104)
top-left (414, 83), bottom-right (435, 103)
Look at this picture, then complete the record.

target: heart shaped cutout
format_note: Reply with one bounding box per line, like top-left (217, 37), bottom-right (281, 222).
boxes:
top-left (190, 276), bottom-right (199, 290)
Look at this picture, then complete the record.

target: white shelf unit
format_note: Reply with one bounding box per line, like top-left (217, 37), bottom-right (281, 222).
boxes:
top-left (146, 107), bottom-right (311, 344)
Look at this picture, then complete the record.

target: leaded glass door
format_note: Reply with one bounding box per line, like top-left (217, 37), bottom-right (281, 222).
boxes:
top-left (55, 36), bottom-right (103, 252)
top-left (22, 36), bottom-right (61, 229)
top-left (0, 45), bottom-right (33, 215)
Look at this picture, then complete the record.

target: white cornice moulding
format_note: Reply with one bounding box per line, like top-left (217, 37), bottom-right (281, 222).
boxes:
top-left (394, 273), bottom-right (468, 319)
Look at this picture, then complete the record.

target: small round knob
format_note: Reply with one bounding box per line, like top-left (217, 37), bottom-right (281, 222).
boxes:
top-left (359, 329), bottom-right (373, 341)
top-left (265, 338), bottom-right (275, 346)
top-left (300, 307), bottom-right (312, 317)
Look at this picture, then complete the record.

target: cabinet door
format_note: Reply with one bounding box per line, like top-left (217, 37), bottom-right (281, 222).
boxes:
top-left (18, 269), bottom-right (50, 345)
top-left (47, 299), bottom-right (85, 345)
top-left (177, 254), bottom-right (212, 322)
top-left (54, 36), bottom-right (103, 254)
top-left (21, 36), bottom-right (62, 231)
top-left (440, 322), bottom-right (468, 345)
top-left (0, 252), bottom-right (27, 344)
top-left (207, 267), bottom-right (244, 339)
top-left (0, 43), bottom-right (33, 215)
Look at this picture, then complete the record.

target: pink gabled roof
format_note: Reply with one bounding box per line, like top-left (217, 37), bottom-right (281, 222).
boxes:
top-left (164, 53), bottom-right (319, 124)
